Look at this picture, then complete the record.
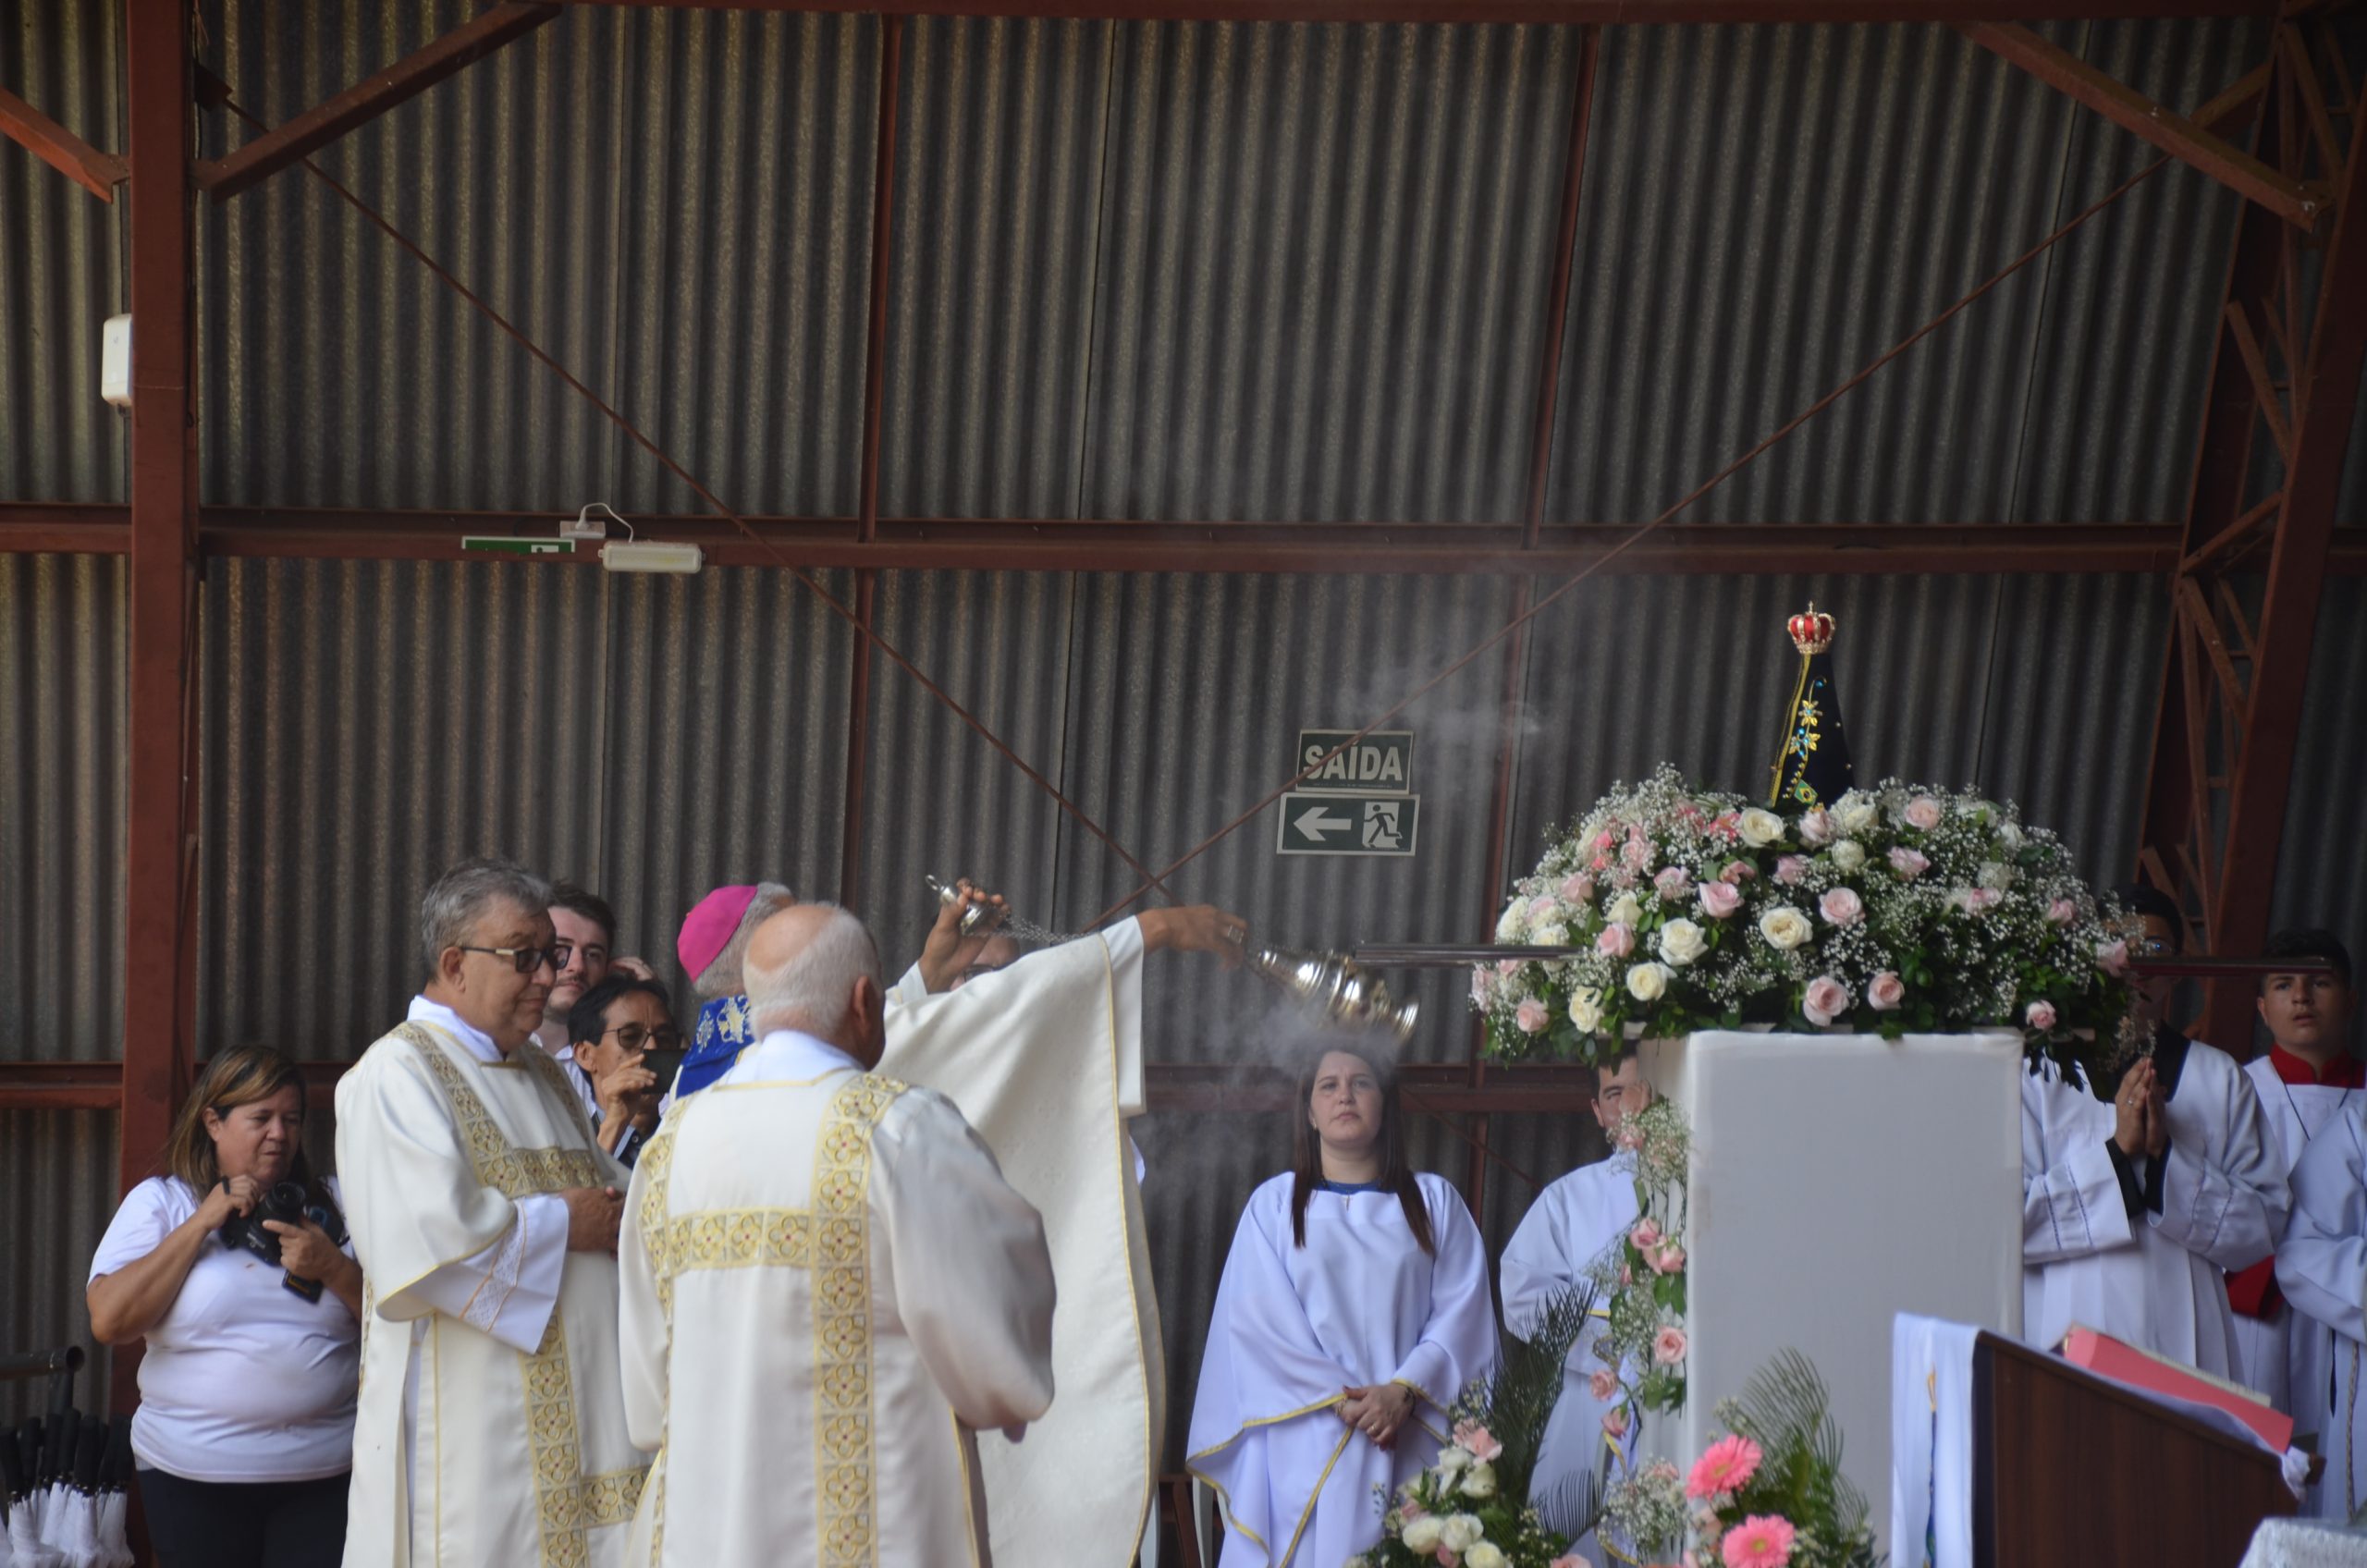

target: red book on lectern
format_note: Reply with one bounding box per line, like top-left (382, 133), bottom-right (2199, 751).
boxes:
top-left (2061, 1325), bottom-right (2294, 1452)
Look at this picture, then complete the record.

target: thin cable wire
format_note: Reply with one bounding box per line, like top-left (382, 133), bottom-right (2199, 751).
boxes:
top-left (217, 95), bottom-right (1186, 912)
top-left (1086, 151), bottom-right (2179, 927)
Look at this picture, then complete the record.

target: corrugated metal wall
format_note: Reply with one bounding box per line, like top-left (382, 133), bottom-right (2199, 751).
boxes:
top-left (0, 1113), bottom-right (118, 1426)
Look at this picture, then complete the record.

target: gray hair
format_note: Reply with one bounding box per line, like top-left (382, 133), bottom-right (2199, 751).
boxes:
top-left (693, 881), bottom-right (796, 999)
top-left (419, 857), bottom-right (555, 974)
top-left (744, 904), bottom-right (882, 1039)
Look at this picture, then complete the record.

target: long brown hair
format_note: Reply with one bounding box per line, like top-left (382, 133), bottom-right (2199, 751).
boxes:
top-left (1289, 1042), bottom-right (1435, 1256)
top-left (162, 1047), bottom-right (335, 1221)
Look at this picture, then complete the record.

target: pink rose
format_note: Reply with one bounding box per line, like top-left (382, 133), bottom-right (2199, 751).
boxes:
top-left (1436, 1549), bottom-right (1459, 1568)
top-left (1656, 866), bottom-right (1694, 901)
top-left (1515, 998), bottom-right (1550, 1034)
top-left (1603, 1405), bottom-right (1630, 1439)
top-left (1652, 1243), bottom-right (1686, 1275)
top-left (1561, 871), bottom-right (1596, 905)
top-left (1595, 828), bottom-right (1618, 851)
top-left (1622, 838), bottom-right (1652, 870)
top-left (1598, 922), bottom-right (1637, 959)
top-left (1590, 853), bottom-right (1611, 873)
top-left (1401, 1495), bottom-right (1428, 1519)
top-left (1653, 1326), bottom-right (1688, 1366)
top-left (1721, 859), bottom-right (1758, 884)
top-left (1904, 795), bottom-right (1944, 830)
top-left (1797, 808), bottom-right (1834, 846)
top-left (1611, 866), bottom-right (1639, 889)
top-left (2046, 898), bottom-right (2077, 925)
top-left (1721, 1514), bottom-right (1798, 1568)
top-left (1496, 959), bottom-right (1520, 977)
top-left (1588, 1366), bottom-right (1620, 1402)
top-left (1867, 971), bottom-right (1906, 1011)
top-left (1802, 974), bottom-right (1850, 1027)
top-left (1453, 1420), bottom-right (1503, 1462)
top-left (2026, 1000), bottom-right (2058, 1031)
top-left (2098, 938), bottom-right (2129, 978)
top-left (1630, 1218), bottom-right (1662, 1251)
top-left (1468, 970), bottom-right (1492, 1007)
top-left (1889, 847), bottom-right (1929, 880)
top-left (1549, 1558), bottom-right (1587, 1568)
top-left (1687, 1433), bottom-right (1765, 1500)
top-left (1699, 879), bottom-right (1744, 920)
top-left (1818, 886), bottom-right (1864, 925)
top-left (1773, 854), bottom-right (1809, 886)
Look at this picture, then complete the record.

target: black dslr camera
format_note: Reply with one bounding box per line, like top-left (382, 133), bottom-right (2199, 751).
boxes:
top-left (219, 1179), bottom-right (346, 1303)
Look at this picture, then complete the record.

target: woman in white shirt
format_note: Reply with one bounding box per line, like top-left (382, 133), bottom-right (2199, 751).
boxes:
top-left (88, 1046), bottom-right (362, 1567)
top-left (1188, 1043), bottom-right (1496, 1568)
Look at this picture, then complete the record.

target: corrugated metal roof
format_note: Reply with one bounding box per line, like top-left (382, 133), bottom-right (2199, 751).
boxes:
top-left (0, 0), bottom-right (127, 505)
top-left (0, 1111), bottom-right (117, 1427)
top-left (0, 551), bottom-right (125, 1063)
top-left (2270, 576), bottom-right (2367, 998)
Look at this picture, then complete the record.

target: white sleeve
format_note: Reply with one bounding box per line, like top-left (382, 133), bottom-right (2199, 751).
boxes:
top-left (1391, 1180), bottom-right (1499, 1409)
top-left (1499, 1182), bottom-right (1582, 1342)
top-left (398, 1194), bottom-right (569, 1354)
top-left (872, 1090), bottom-right (1057, 1430)
top-left (893, 962), bottom-right (934, 1009)
top-left (90, 1179), bottom-right (184, 1281)
top-left (618, 1136), bottom-right (669, 1453)
top-left (2149, 1058), bottom-right (2288, 1271)
top-left (2021, 1072), bottom-right (2136, 1264)
top-left (1104, 916), bottom-right (1147, 1119)
top-left (2278, 1113), bottom-right (2367, 1342)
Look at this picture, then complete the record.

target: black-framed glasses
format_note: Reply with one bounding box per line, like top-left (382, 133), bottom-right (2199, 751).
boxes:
top-left (550, 942), bottom-right (609, 972)
top-left (457, 944), bottom-right (561, 974)
top-left (601, 1023), bottom-right (681, 1053)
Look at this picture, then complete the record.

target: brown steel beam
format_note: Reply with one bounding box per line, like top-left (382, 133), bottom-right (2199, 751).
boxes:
top-left (196, 3), bottom-right (559, 202)
top-left (0, 86), bottom-right (128, 201)
top-left (1522, 26), bottom-right (1599, 547)
top-left (1956, 24), bottom-right (2321, 227)
top-left (555, 0), bottom-right (2264, 20)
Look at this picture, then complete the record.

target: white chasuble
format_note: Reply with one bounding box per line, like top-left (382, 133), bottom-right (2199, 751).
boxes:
top-left (2020, 1044), bottom-right (2286, 1380)
top-left (2275, 1100), bottom-right (2367, 1518)
top-left (1498, 1158), bottom-right (1637, 1566)
top-left (617, 1034), bottom-right (1056, 1566)
top-left (337, 1009), bottom-right (646, 1568)
top-left (2234, 1057), bottom-right (2356, 1454)
top-left (1188, 1171), bottom-right (1497, 1568)
top-left (871, 918), bottom-right (1159, 1568)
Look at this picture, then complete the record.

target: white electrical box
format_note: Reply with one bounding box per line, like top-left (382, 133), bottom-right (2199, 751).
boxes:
top-left (601, 541), bottom-right (704, 575)
top-left (101, 315), bottom-right (132, 409)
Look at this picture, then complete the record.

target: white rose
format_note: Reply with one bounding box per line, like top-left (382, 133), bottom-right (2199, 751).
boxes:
top-left (1461, 1459), bottom-right (1498, 1500)
top-left (1608, 892), bottom-right (1643, 928)
top-left (1835, 792), bottom-right (1879, 834)
top-left (1626, 962), bottom-right (1673, 1001)
top-left (1466, 1543), bottom-right (1509, 1568)
top-left (1529, 921), bottom-right (1570, 948)
top-left (1998, 821), bottom-right (2024, 851)
top-left (1434, 1444), bottom-right (1470, 1476)
top-left (1759, 905), bottom-right (1814, 950)
top-left (1494, 899), bottom-right (1528, 943)
top-left (1830, 839), bottom-right (1866, 873)
top-left (1979, 861), bottom-right (2014, 892)
top-left (1737, 808), bottom-right (1785, 847)
top-left (1441, 1515), bottom-right (1487, 1552)
top-left (1402, 1516), bottom-right (1444, 1553)
top-left (1568, 987), bottom-right (1605, 1033)
top-left (1658, 918), bottom-right (1707, 966)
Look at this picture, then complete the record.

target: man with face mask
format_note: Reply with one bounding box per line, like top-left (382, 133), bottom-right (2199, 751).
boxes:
top-left (2020, 884), bottom-right (2287, 1381)
top-left (335, 858), bottom-right (645, 1568)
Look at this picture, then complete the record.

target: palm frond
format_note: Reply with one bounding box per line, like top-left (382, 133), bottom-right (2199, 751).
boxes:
top-left (1733, 1349), bottom-right (1871, 1534)
top-left (1476, 1281), bottom-right (1600, 1507)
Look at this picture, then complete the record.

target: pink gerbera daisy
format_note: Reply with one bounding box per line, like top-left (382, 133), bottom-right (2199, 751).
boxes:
top-left (1686, 1433), bottom-right (1763, 1500)
top-left (1720, 1514), bottom-right (1797, 1568)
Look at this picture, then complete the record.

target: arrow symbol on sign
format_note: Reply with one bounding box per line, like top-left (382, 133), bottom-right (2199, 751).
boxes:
top-left (1294, 805), bottom-right (1351, 841)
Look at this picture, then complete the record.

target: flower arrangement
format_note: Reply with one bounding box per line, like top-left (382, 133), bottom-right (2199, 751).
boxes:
top-left (1601, 1353), bottom-right (1877, 1568)
top-left (1590, 1099), bottom-right (1693, 1428)
top-left (1470, 766), bottom-right (2132, 1081)
top-left (1357, 1285), bottom-right (1604, 1568)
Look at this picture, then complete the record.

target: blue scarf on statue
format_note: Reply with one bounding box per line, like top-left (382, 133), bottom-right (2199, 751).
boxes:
top-left (672, 994), bottom-right (756, 1099)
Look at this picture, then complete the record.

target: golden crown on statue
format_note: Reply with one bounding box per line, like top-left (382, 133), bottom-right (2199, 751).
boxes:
top-left (1786, 604), bottom-right (1836, 655)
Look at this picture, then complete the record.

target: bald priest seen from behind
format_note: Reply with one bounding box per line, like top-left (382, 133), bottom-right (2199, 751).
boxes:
top-left (617, 903), bottom-right (1057, 1565)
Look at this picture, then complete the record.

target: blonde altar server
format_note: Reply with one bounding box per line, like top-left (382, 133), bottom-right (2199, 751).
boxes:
top-left (870, 882), bottom-right (1247, 1568)
top-left (618, 902), bottom-right (1057, 1562)
top-left (1498, 1051), bottom-right (1650, 1566)
top-left (336, 859), bottom-right (647, 1568)
top-left (2021, 888), bottom-right (2286, 1378)
top-left (1189, 1043), bottom-right (1497, 1568)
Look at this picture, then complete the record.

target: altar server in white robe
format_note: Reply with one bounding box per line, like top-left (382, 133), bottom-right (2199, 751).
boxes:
top-left (1190, 1042), bottom-right (1496, 1568)
top-left (1499, 1051), bottom-right (1651, 1566)
top-left (872, 882), bottom-right (1246, 1568)
top-left (2230, 931), bottom-right (2359, 1453)
top-left (2021, 888), bottom-right (2286, 1378)
top-left (336, 859), bottom-right (647, 1568)
top-left (619, 901), bottom-right (1057, 1563)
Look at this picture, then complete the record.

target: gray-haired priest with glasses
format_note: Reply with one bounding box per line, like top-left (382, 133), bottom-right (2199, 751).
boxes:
top-left (335, 856), bottom-right (649, 1568)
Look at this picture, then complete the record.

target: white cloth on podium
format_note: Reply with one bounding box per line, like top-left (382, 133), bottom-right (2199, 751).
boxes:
top-left (2240, 1517), bottom-right (2367, 1568)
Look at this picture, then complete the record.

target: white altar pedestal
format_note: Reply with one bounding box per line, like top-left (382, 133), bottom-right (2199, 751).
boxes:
top-left (1637, 1031), bottom-right (2024, 1555)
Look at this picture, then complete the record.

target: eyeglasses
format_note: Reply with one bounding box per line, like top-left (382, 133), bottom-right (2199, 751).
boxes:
top-left (550, 942), bottom-right (609, 972)
top-left (457, 944), bottom-right (561, 974)
top-left (2137, 937), bottom-right (2176, 957)
top-left (601, 1023), bottom-right (681, 1053)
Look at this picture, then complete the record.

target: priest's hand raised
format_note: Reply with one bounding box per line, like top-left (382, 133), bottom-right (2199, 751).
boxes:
top-left (2112, 1059), bottom-right (2155, 1158)
top-left (562, 1186), bottom-right (625, 1254)
top-left (917, 877), bottom-right (1012, 994)
top-left (1137, 905), bottom-right (1249, 969)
